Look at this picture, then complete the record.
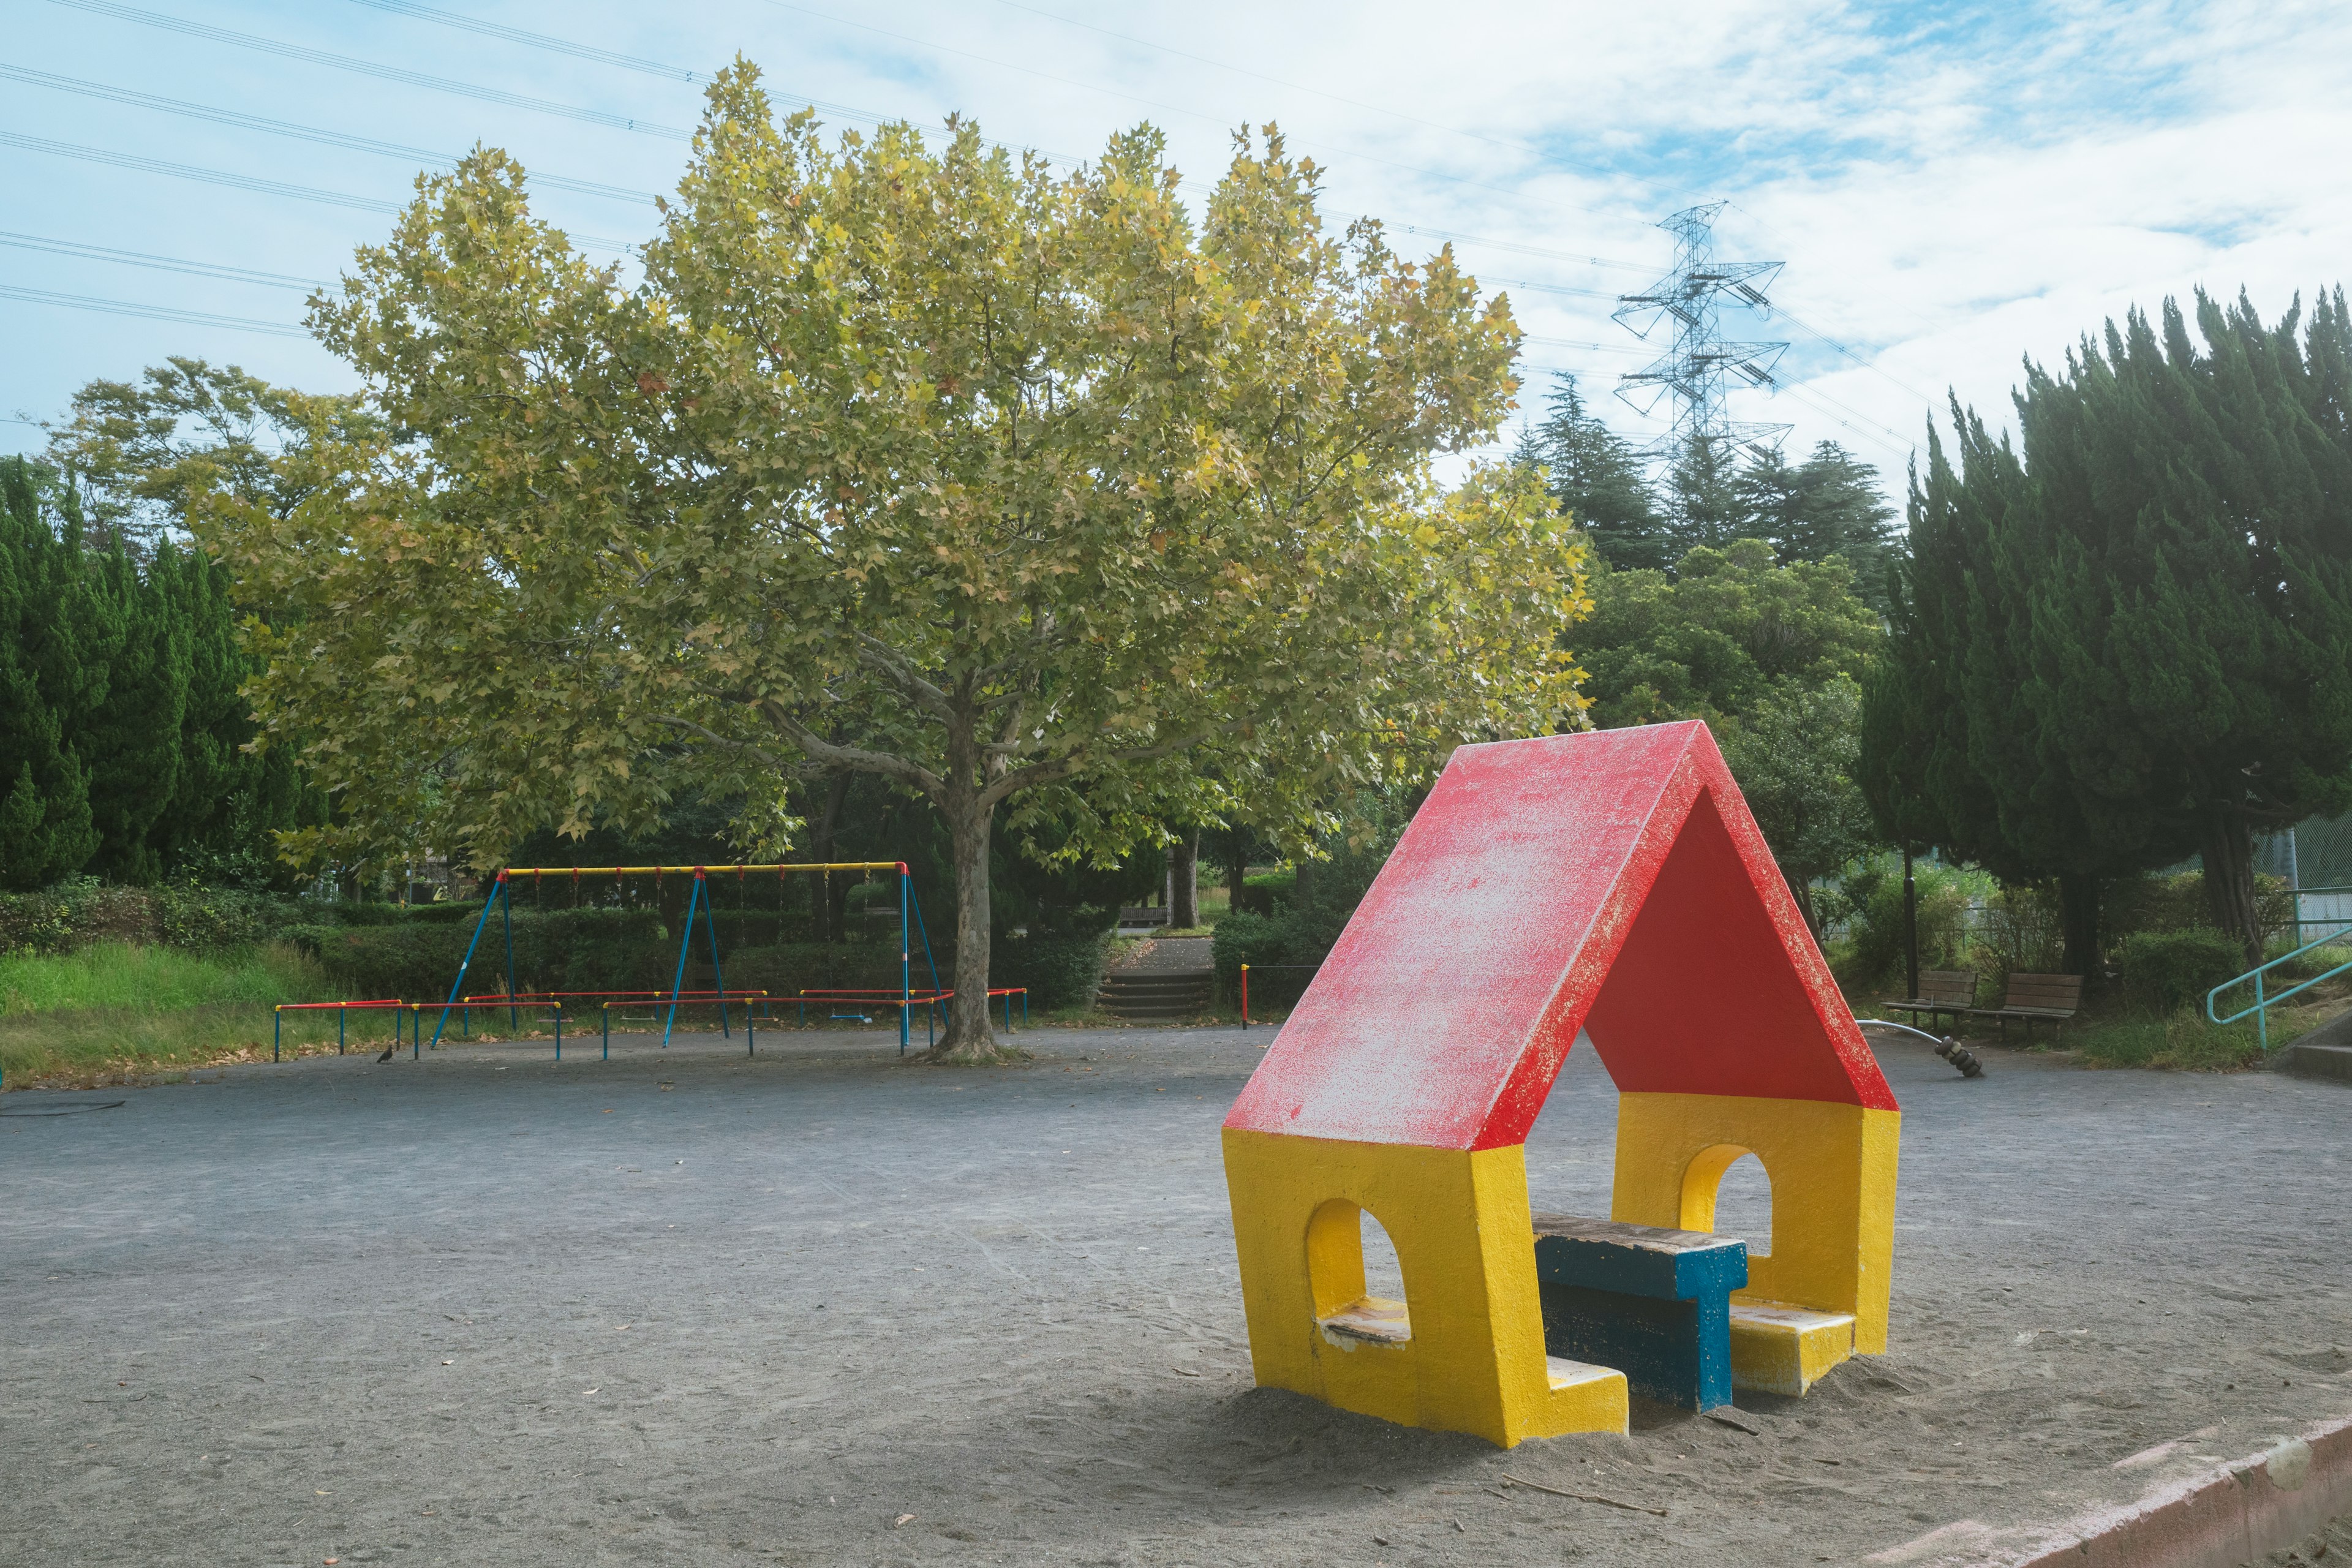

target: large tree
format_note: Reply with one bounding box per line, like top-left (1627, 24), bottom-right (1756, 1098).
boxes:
top-left (1863, 290), bottom-right (2352, 970)
top-left (1574, 538), bottom-right (1880, 730)
top-left (211, 70), bottom-right (1588, 1059)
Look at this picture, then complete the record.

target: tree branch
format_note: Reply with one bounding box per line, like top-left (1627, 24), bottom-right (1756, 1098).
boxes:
top-left (757, 698), bottom-right (948, 800)
top-left (976, 723), bottom-right (1227, 810)
top-left (853, 631), bottom-right (954, 719)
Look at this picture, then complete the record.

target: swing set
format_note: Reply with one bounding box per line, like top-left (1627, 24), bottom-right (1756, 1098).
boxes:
top-left (428, 861), bottom-right (951, 1055)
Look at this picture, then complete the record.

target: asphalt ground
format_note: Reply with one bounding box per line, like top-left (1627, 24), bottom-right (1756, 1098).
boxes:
top-left (4, 1020), bottom-right (2349, 1566)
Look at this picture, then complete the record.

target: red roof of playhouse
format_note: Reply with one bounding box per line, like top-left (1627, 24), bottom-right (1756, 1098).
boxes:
top-left (1224, 722), bottom-right (1897, 1152)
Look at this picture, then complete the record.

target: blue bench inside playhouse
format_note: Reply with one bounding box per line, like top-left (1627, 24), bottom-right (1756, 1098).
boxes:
top-left (1532, 1213), bottom-right (1748, 1412)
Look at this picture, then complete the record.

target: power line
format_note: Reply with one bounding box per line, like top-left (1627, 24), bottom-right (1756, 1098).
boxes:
top-left (0, 62), bottom-right (662, 206)
top-left (1391, 225), bottom-right (1649, 273)
top-left (1521, 335), bottom-right (1650, 356)
top-left (1, 129), bottom-right (404, 215)
top-left (346, 0), bottom-right (1106, 170)
top-left (2, 131), bottom-right (639, 255)
top-left (0, 284), bottom-right (309, 338)
top-left (0, 230), bottom-right (327, 290)
top-left (47, 0), bottom-right (693, 141)
top-left (338, 0), bottom-right (1665, 277)
top-left (1770, 301), bottom-right (1937, 407)
top-left (342, 0), bottom-right (704, 85)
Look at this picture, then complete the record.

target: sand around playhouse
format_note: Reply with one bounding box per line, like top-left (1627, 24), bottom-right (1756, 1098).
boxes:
top-left (4, 1023), bottom-right (2348, 1567)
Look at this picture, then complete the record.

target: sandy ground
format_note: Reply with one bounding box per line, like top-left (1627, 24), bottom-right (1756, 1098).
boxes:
top-left (4, 1020), bottom-right (2350, 1567)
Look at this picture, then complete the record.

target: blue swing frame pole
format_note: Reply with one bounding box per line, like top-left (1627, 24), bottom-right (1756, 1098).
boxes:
top-left (903, 882), bottom-right (943, 1054)
top-left (663, 872), bottom-right (703, 1050)
top-left (428, 874), bottom-right (508, 1052)
top-left (899, 864), bottom-right (911, 1055)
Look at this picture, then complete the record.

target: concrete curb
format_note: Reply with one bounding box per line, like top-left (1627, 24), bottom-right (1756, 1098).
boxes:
top-left (1869, 1414), bottom-right (2352, 1567)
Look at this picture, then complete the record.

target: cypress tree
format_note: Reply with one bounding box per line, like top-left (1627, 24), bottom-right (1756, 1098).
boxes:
top-left (2015, 290), bottom-right (2352, 966)
top-left (79, 538), bottom-right (189, 882)
top-left (0, 458), bottom-right (100, 888)
top-left (1864, 288), bottom-right (2352, 971)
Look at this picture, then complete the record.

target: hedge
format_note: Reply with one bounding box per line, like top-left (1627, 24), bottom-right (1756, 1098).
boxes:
top-left (1212, 908), bottom-right (1343, 1009)
top-left (2114, 928), bottom-right (2247, 1016)
top-left (0, 878), bottom-right (316, 954)
top-left (989, 930), bottom-right (1110, 1012)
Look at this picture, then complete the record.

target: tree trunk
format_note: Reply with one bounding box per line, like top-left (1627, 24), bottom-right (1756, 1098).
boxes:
top-left (1170, 827), bottom-right (1199, 929)
top-left (1792, 877), bottom-right (1819, 941)
top-left (1901, 848), bottom-right (1919, 1001)
top-left (931, 787), bottom-right (1015, 1062)
top-left (2199, 810), bottom-right (2263, 971)
top-left (2058, 872), bottom-right (2101, 981)
top-left (1227, 853), bottom-right (1246, 916)
top-left (1294, 858), bottom-right (1316, 911)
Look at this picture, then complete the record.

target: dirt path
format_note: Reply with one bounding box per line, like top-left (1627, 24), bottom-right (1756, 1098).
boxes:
top-left (3, 1025), bottom-right (2348, 1566)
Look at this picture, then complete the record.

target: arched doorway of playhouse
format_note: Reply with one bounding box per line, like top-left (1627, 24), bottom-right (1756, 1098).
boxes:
top-left (1684, 1146), bottom-right (1774, 1257)
top-left (1305, 1198), bottom-right (1412, 1346)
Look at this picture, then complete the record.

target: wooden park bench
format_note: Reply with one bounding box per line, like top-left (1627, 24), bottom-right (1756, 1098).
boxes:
top-left (1970, 971), bottom-right (2084, 1042)
top-left (1882, 968), bottom-right (1977, 1031)
top-left (1117, 905), bottom-right (1169, 929)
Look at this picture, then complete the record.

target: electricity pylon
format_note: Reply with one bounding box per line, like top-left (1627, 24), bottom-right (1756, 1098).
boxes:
top-left (1613, 203), bottom-right (1789, 462)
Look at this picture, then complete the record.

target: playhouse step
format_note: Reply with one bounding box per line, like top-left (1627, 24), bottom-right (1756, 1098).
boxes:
top-left (1545, 1355), bottom-right (1621, 1393)
top-left (1318, 1295), bottom-right (1410, 1349)
top-left (1727, 1302), bottom-right (1856, 1396)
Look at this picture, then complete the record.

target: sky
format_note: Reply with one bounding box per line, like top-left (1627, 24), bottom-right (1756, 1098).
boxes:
top-left (7, 0), bottom-right (2352, 502)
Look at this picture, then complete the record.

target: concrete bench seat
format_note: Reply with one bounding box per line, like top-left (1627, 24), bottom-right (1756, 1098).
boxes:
top-left (1531, 1213), bottom-right (1748, 1411)
top-left (1727, 1301), bottom-right (1856, 1396)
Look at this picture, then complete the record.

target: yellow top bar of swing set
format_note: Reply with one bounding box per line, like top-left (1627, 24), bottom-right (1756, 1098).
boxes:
top-left (495, 862), bottom-right (905, 878)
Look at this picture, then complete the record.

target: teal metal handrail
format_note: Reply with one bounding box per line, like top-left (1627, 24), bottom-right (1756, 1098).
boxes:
top-left (2207, 927), bottom-right (2352, 1052)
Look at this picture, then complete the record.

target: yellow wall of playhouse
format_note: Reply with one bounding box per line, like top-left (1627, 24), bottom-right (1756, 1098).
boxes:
top-left (1608, 1093), bottom-right (1900, 1353)
top-left (1221, 1128), bottom-right (1627, 1448)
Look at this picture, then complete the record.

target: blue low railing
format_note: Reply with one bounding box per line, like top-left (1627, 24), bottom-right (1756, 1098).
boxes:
top-left (2207, 929), bottom-right (2352, 1053)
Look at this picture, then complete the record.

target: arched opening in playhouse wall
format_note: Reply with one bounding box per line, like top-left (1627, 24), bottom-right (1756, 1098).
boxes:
top-left (1305, 1199), bottom-right (1412, 1347)
top-left (1686, 1148), bottom-right (1774, 1257)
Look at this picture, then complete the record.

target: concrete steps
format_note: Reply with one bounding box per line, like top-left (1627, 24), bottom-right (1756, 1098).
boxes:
top-left (2282, 1006), bottom-right (2352, 1083)
top-left (1096, 970), bottom-right (1213, 1021)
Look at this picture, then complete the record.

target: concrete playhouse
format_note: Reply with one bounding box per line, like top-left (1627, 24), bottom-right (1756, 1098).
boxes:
top-left (1221, 720), bottom-right (1901, 1447)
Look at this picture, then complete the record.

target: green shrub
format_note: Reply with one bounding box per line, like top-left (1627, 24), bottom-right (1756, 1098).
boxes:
top-left (1831, 856), bottom-right (1983, 989)
top-left (989, 930), bottom-right (1110, 1012)
top-left (2114, 928), bottom-right (2246, 1014)
top-left (1212, 906), bottom-right (1347, 1008)
top-left (285, 906), bottom-right (675, 1001)
top-left (723, 941), bottom-right (908, 1000)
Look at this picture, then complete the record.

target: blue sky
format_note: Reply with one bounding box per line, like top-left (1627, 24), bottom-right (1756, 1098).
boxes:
top-left (7, 0), bottom-right (2350, 492)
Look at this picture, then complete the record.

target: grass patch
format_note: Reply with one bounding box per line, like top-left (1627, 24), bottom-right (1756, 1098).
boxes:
top-left (0, 940), bottom-right (385, 1088)
top-left (0, 941), bottom-right (325, 1016)
top-left (2071, 1010), bottom-right (2270, 1071)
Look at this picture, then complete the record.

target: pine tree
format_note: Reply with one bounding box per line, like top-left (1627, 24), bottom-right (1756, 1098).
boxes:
top-left (1664, 434), bottom-right (1743, 555)
top-left (1517, 375), bottom-right (1672, 570)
